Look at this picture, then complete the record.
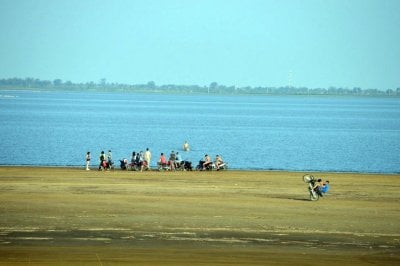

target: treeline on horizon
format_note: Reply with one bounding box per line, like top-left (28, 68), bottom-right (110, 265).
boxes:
top-left (0, 77), bottom-right (399, 97)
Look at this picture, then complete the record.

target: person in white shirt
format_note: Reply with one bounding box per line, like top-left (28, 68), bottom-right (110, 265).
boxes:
top-left (107, 150), bottom-right (113, 169)
top-left (183, 141), bottom-right (190, 151)
top-left (85, 152), bottom-right (91, 170)
top-left (202, 154), bottom-right (212, 170)
top-left (144, 148), bottom-right (152, 169)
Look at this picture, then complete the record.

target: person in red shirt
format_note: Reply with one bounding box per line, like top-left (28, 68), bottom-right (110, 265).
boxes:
top-left (158, 153), bottom-right (167, 170)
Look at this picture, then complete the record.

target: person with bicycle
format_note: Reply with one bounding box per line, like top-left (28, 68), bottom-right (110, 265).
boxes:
top-left (313, 178), bottom-right (330, 196)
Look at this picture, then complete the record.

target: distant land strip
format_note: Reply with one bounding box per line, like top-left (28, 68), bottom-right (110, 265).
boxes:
top-left (1, 77), bottom-right (399, 96)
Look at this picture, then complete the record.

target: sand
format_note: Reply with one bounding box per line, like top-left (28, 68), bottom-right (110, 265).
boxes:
top-left (0, 166), bottom-right (399, 265)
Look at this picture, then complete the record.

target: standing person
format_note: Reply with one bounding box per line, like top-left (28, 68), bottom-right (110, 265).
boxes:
top-left (107, 150), bottom-right (113, 169)
top-left (183, 141), bottom-right (190, 151)
top-left (85, 152), bottom-right (91, 170)
top-left (98, 151), bottom-right (106, 170)
top-left (131, 152), bottom-right (136, 165)
top-left (169, 151), bottom-right (176, 170)
top-left (137, 151), bottom-right (144, 167)
top-left (144, 148), bottom-right (152, 169)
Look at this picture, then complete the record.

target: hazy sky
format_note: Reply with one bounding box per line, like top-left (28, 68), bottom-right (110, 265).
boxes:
top-left (0, 0), bottom-right (399, 89)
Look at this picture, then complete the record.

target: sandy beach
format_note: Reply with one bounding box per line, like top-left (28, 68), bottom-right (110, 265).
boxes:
top-left (0, 166), bottom-right (399, 265)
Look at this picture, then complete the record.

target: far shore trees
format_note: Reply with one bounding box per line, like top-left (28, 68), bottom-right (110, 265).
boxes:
top-left (0, 77), bottom-right (398, 97)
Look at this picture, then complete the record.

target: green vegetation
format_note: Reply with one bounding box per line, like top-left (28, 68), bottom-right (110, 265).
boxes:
top-left (1, 77), bottom-right (399, 96)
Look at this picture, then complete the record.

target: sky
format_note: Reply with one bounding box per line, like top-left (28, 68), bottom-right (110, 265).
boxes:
top-left (0, 0), bottom-right (399, 90)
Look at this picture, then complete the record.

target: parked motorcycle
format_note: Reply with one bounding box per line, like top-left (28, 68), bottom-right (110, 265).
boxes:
top-left (303, 174), bottom-right (322, 201)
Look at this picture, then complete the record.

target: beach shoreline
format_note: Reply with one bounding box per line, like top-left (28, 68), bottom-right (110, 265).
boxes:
top-left (1, 164), bottom-right (398, 175)
top-left (1, 166), bottom-right (399, 265)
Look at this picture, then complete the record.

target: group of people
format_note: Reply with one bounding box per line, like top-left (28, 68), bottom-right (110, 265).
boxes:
top-left (121, 148), bottom-right (152, 171)
top-left (85, 147), bottom-right (179, 172)
top-left (84, 148), bottom-right (154, 172)
top-left (157, 150), bottom-right (185, 170)
top-left (198, 154), bottom-right (225, 171)
top-left (84, 141), bottom-right (226, 172)
top-left (85, 148), bottom-right (163, 172)
top-left (85, 150), bottom-right (116, 171)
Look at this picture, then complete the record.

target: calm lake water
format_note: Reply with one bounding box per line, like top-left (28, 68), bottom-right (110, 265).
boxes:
top-left (0, 90), bottom-right (399, 173)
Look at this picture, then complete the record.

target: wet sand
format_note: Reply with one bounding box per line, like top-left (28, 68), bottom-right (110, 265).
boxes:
top-left (0, 166), bottom-right (399, 265)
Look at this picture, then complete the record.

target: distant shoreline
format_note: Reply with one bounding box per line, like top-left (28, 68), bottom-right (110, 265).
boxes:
top-left (1, 85), bottom-right (398, 98)
top-left (1, 165), bottom-right (398, 175)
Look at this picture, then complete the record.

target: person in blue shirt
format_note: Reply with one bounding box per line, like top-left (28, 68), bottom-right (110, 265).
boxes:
top-left (175, 152), bottom-right (182, 168)
top-left (321, 180), bottom-right (330, 193)
top-left (313, 179), bottom-right (330, 196)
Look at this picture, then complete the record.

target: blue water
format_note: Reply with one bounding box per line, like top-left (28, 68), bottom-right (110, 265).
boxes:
top-left (0, 90), bottom-right (399, 173)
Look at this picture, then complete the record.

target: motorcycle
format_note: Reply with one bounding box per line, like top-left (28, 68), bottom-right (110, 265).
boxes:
top-left (303, 174), bottom-right (322, 201)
